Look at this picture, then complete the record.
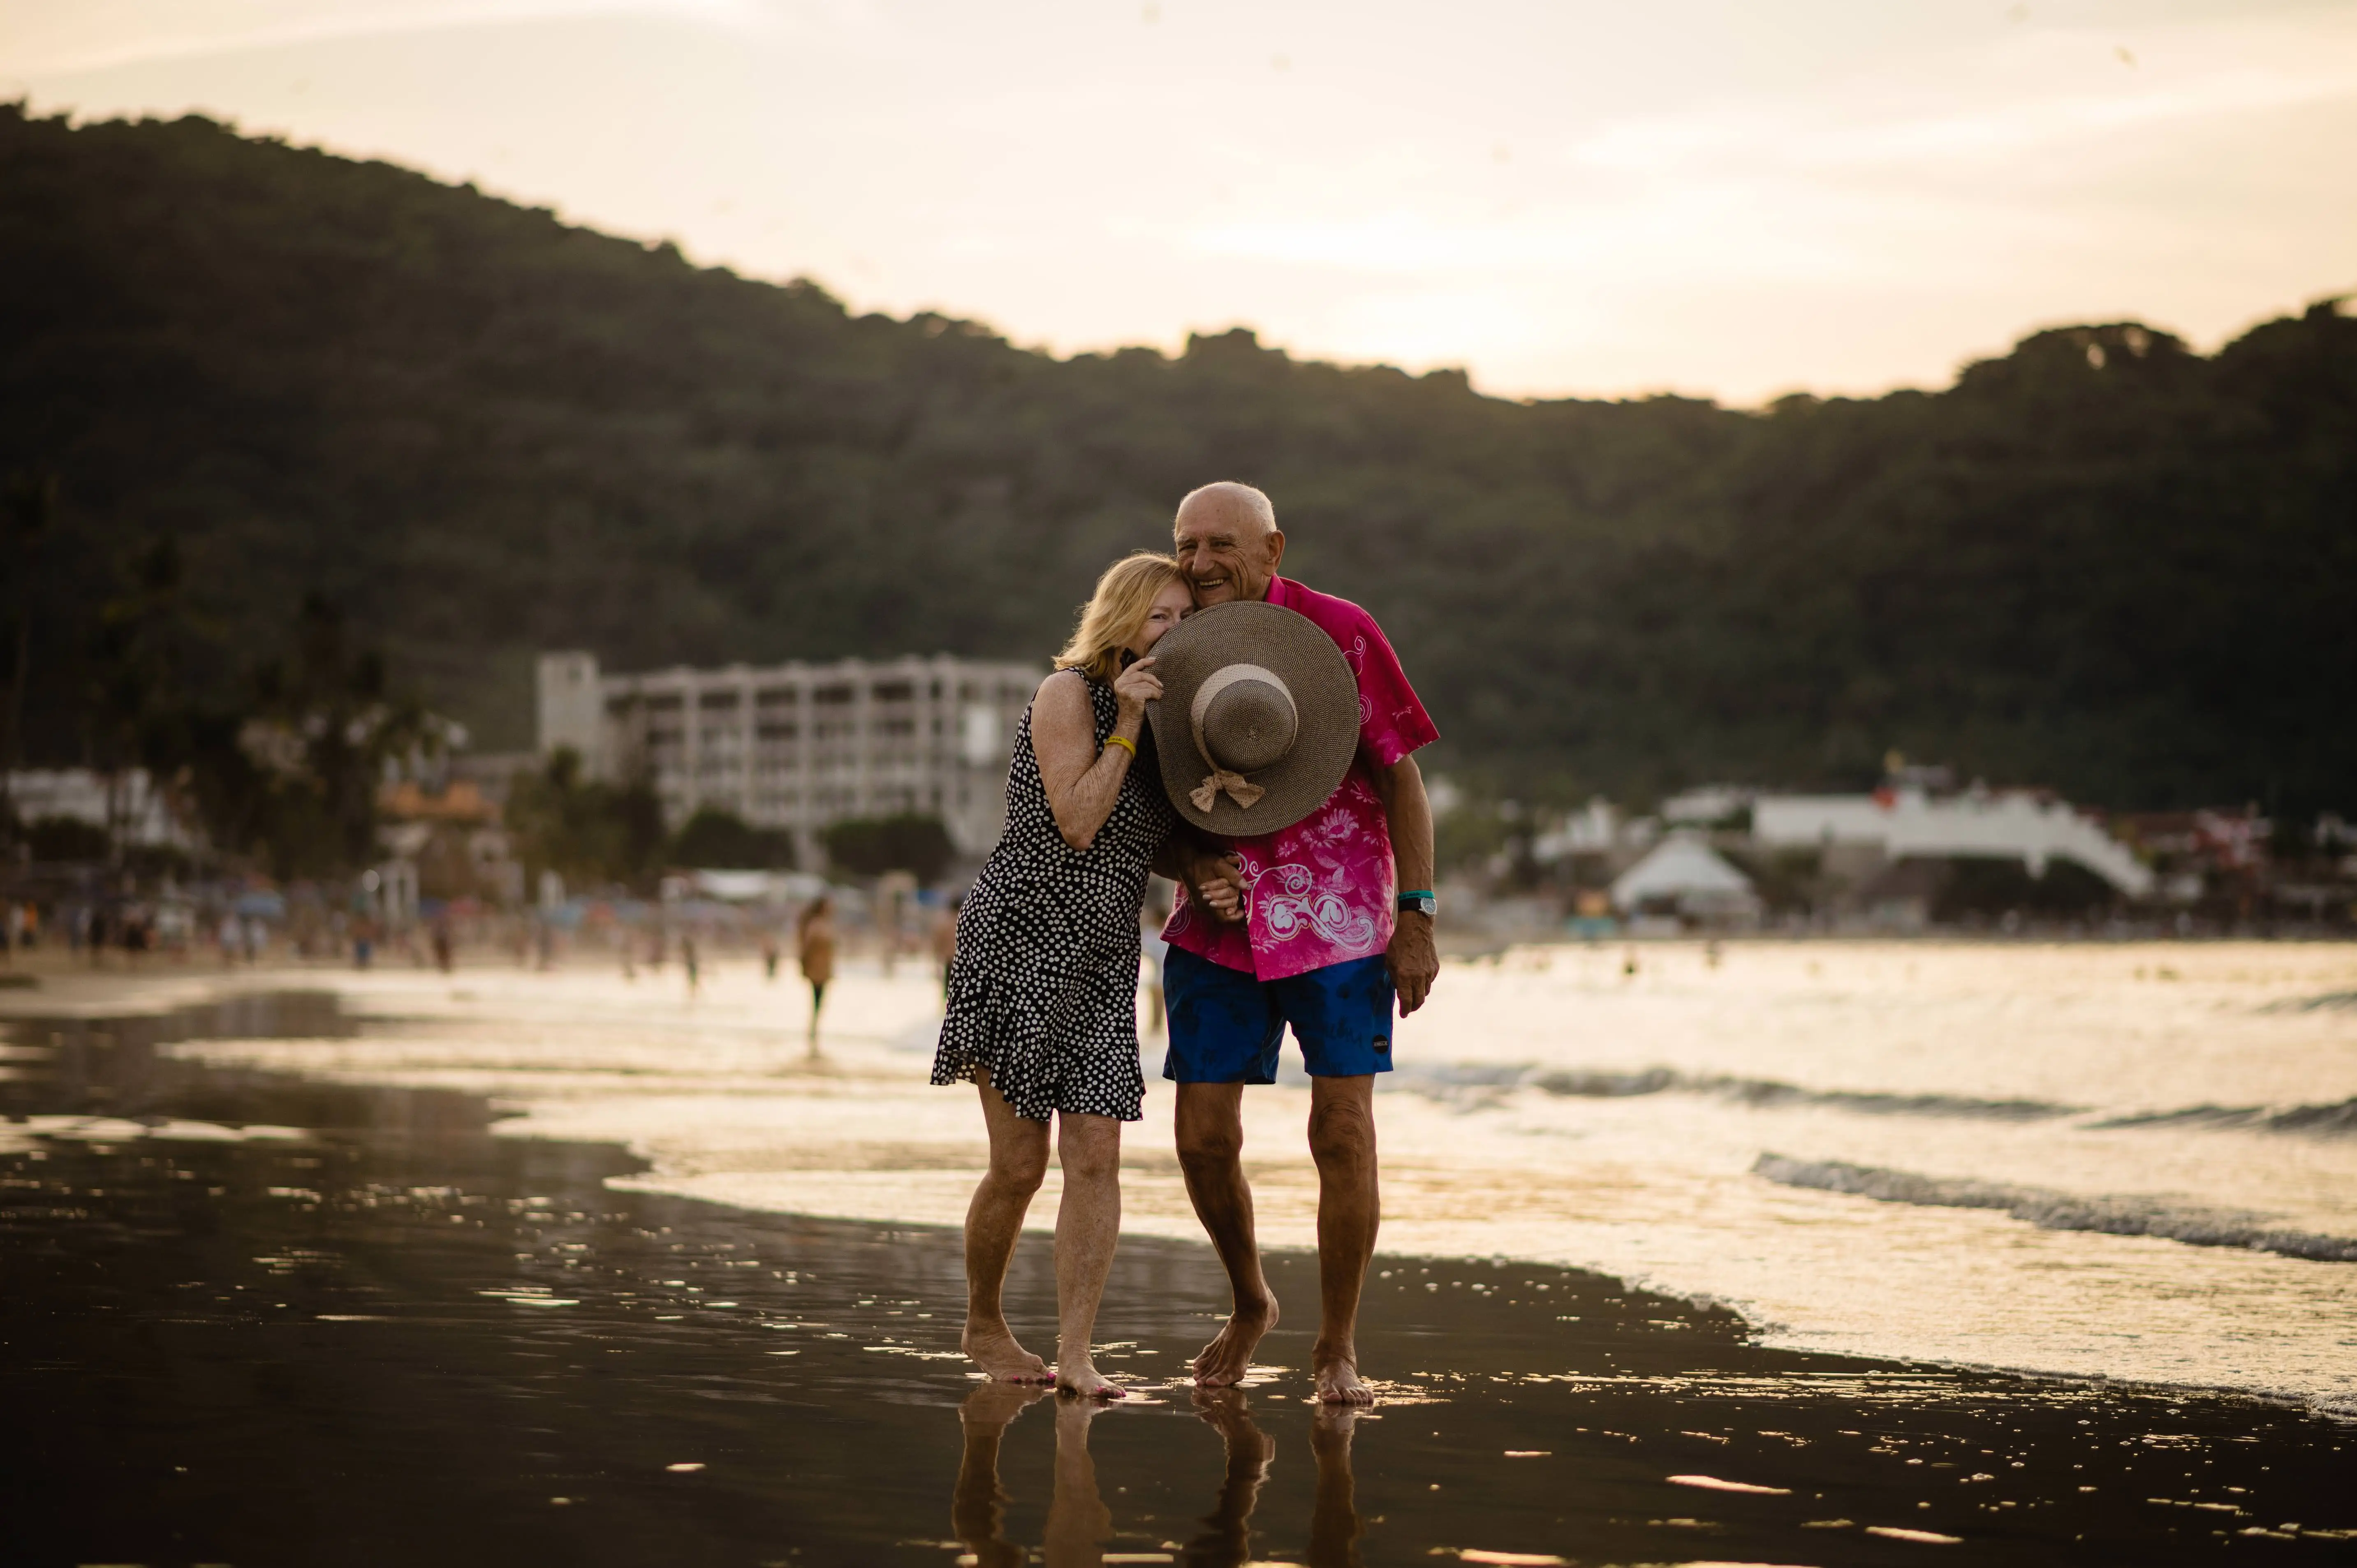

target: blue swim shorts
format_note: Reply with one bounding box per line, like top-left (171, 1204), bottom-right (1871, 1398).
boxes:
top-left (1162, 946), bottom-right (1395, 1082)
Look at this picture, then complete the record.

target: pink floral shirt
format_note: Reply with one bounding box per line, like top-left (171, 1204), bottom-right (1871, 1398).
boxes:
top-left (1163, 576), bottom-right (1439, 981)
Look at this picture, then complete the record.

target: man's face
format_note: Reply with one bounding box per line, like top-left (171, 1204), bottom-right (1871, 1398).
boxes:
top-left (1174, 500), bottom-right (1284, 606)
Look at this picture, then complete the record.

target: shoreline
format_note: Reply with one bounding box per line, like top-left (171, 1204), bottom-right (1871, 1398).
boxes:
top-left (7, 949), bottom-right (2355, 1424)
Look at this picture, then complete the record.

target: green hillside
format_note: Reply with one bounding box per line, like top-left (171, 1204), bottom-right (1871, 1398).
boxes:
top-left (3, 105), bottom-right (2350, 816)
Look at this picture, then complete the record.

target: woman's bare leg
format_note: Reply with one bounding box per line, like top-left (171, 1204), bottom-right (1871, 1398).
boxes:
top-left (1053, 1112), bottom-right (1125, 1397)
top-left (962, 1070), bottom-right (1052, 1381)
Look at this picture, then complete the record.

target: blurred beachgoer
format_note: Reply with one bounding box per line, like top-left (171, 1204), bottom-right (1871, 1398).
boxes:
top-left (1138, 888), bottom-right (1171, 1038)
top-left (241, 914), bottom-right (263, 963)
top-left (931, 900), bottom-right (959, 999)
top-left (431, 918), bottom-right (454, 974)
top-left (353, 916), bottom-right (374, 970)
top-left (218, 913), bottom-right (240, 969)
top-left (1154, 481), bottom-right (1439, 1406)
top-left (5, 901), bottom-right (23, 958)
top-left (761, 932), bottom-right (780, 981)
top-left (796, 897), bottom-right (836, 1054)
top-left (682, 933), bottom-right (701, 997)
top-left (931, 551), bottom-right (1188, 1398)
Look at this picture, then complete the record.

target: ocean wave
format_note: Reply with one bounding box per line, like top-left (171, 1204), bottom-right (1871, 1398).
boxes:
top-left (1506, 1064), bottom-right (2357, 1139)
top-left (1528, 1068), bottom-right (2078, 1122)
top-left (1752, 1153), bottom-right (2357, 1264)
top-left (2258, 990), bottom-right (2357, 1013)
top-left (2090, 1098), bottom-right (2357, 1138)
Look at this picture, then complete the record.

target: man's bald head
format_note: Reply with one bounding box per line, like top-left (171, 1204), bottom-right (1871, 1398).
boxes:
top-left (1173, 482), bottom-right (1285, 606)
top-left (1176, 481), bottom-right (1277, 538)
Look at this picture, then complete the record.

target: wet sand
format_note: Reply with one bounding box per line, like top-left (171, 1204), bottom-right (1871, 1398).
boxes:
top-left (89, 944), bottom-right (2357, 1415)
top-left (2, 977), bottom-right (2352, 1565)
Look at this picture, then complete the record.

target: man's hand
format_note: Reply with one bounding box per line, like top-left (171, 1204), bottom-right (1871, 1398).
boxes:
top-left (1189, 849), bottom-right (1248, 923)
top-left (1371, 753), bottom-right (1439, 1016)
top-left (1386, 910), bottom-right (1437, 1015)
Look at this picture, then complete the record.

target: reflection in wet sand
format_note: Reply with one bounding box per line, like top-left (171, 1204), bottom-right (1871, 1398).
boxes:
top-left (953, 1385), bottom-right (1364, 1568)
top-left (1184, 1390), bottom-right (1273, 1566)
top-left (1046, 1398), bottom-right (1116, 1567)
top-left (955, 1382), bottom-right (1046, 1568)
top-left (1307, 1405), bottom-right (1364, 1568)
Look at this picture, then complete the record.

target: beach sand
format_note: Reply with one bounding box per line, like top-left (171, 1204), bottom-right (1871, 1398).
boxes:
top-left (2, 947), bottom-right (2352, 1563)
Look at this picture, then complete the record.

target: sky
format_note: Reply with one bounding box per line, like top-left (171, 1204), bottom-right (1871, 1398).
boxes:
top-left (7, 0), bottom-right (2355, 404)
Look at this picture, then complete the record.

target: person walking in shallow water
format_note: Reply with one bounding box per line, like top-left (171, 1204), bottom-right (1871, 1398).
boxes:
top-left (931, 551), bottom-right (1191, 1398)
top-left (796, 897), bottom-right (836, 1055)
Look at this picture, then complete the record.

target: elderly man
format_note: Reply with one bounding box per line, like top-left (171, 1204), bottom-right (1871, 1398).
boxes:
top-left (1156, 480), bottom-right (1439, 1405)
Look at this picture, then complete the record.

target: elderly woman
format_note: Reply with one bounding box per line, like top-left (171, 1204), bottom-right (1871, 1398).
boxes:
top-left (932, 550), bottom-right (1191, 1398)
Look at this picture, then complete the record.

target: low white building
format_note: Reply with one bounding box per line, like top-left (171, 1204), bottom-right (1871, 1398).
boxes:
top-left (5, 768), bottom-right (191, 850)
top-left (537, 650), bottom-right (1041, 859)
top-left (1753, 786), bottom-right (2152, 897)
top-left (1610, 837), bottom-right (1762, 923)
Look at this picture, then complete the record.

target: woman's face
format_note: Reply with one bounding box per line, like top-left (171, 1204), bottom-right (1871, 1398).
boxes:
top-left (1127, 580), bottom-right (1195, 657)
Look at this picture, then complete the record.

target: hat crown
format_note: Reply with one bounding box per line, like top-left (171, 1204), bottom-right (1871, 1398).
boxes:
top-left (1146, 599), bottom-right (1359, 835)
top-left (1201, 675), bottom-right (1297, 772)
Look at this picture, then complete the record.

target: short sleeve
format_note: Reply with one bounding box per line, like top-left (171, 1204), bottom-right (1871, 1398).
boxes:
top-left (1348, 609), bottom-right (1438, 769)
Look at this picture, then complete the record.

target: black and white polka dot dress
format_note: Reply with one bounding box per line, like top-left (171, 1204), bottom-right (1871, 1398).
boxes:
top-left (931, 673), bottom-right (1176, 1123)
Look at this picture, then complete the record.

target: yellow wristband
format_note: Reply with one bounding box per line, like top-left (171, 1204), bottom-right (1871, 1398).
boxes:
top-left (1104, 733), bottom-right (1137, 758)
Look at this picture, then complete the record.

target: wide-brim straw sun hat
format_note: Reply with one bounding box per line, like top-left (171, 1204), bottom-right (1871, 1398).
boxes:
top-left (1145, 600), bottom-right (1360, 835)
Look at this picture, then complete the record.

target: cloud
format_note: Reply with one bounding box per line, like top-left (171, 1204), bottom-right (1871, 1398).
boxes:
top-left (1569, 22), bottom-right (2357, 178)
top-left (12, 0), bottom-right (792, 79)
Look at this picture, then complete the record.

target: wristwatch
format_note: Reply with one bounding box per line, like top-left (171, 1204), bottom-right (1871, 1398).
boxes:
top-left (1396, 890), bottom-right (1437, 918)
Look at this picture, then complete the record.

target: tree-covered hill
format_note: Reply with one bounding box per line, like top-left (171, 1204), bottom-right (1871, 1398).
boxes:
top-left (3, 105), bottom-right (2350, 816)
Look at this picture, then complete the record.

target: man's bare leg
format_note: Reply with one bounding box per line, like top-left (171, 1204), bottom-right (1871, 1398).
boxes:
top-left (961, 1070), bottom-right (1052, 1381)
top-left (1307, 1075), bottom-right (1379, 1404)
top-left (1051, 1112), bottom-right (1126, 1398)
top-left (1175, 1081), bottom-right (1279, 1386)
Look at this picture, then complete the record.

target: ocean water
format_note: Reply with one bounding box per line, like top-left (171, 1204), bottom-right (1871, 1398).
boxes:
top-left (134, 939), bottom-right (2357, 1417)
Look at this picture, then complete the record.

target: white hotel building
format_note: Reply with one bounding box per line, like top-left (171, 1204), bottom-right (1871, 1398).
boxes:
top-left (535, 650), bottom-right (1041, 859)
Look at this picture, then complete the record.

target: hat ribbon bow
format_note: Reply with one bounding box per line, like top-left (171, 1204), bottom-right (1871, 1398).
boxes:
top-left (1191, 768), bottom-right (1266, 814)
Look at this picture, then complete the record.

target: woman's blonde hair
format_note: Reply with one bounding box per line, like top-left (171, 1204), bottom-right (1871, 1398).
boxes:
top-left (1055, 552), bottom-right (1190, 683)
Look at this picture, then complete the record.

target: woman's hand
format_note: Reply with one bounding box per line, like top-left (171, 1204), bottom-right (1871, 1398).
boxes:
top-left (1111, 655), bottom-right (1161, 726)
top-left (1189, 850), bottom-right (1247, 923)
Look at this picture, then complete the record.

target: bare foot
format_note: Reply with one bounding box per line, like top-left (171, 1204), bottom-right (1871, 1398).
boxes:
top-left (1054, 1356), bottom-right (1128, 1399)
top-left (1192, 1291), bottom-right (1278, 1388)
top-left (1311, 1340), bottom-right (1373, 1406)
top-left (963, 1318), bottom-right (1051, 1383)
